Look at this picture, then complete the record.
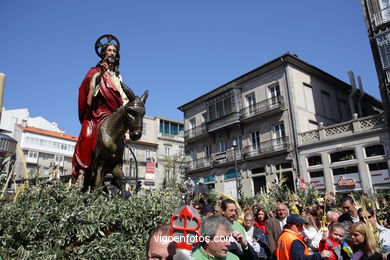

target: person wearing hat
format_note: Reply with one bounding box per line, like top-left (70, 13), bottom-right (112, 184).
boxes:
top-left (275, 214), bottom-right (332, 260)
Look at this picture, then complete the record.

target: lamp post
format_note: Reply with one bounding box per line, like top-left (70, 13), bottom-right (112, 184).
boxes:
top-left (232, 139), bottom-right (240, 200)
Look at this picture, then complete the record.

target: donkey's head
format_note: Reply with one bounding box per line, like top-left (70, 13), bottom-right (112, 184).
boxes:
top-left (125, 90), bottom-right (148, 141)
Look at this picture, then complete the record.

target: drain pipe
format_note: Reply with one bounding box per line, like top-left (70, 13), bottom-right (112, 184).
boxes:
top-left (347, 71), bottom-right (357, 118)
top-left (281, 57), bottom-right (301, 182)
top-left (357, 76), bottom-right (364, 117)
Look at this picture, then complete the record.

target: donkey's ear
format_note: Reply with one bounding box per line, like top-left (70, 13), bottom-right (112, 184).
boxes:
top-left (140, 90), bottom-right (149, 103)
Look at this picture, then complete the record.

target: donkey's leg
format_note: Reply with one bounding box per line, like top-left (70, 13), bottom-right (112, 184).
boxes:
top-left (94, 165), bottom-right (104, 189)
top-left (112, 164), bottom-right (125, 195)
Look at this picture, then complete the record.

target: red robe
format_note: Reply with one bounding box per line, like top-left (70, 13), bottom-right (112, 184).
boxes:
top-left (72, 67), bottom-right (123, 179)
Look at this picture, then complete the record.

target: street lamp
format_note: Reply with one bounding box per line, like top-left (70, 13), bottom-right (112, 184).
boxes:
top-left (232, 138), bottom-right (240, 200)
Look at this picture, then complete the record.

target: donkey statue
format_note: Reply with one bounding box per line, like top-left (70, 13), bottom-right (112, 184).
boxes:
top-left (82, 90), bottom-right (148, 193)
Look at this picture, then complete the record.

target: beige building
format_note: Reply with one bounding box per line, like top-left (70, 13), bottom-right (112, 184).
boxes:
top-left (178, 53), bottom-right (388, 197)
top-left (124, 115), bottom-right (184, 190)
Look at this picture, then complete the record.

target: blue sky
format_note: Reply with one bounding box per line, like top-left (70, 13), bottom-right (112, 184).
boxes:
top-left (0, 1), bottom-right (379, 136)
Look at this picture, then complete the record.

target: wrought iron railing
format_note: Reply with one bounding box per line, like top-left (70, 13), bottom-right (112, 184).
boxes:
top-left (185, 137), bottom-right (289, 171)
top-left (242, 136), bottom-right (290, 158)
top-left (184, 124), bottom-right (207, 139)
top-left (240, 96), bottom-right (285, 120)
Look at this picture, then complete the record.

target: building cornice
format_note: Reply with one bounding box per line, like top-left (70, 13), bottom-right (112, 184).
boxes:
top-left (177, 53), bottom-right (382, 111)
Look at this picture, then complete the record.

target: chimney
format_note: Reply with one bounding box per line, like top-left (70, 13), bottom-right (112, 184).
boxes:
top-left (347, 71), bottom-right (357, 118)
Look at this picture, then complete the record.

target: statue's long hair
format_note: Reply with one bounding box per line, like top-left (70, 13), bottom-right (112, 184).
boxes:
top-left (97, 43), bottom-right (120, 76)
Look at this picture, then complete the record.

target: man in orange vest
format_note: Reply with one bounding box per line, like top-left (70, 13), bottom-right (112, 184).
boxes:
top-left (275, 214), bottom-right (332, 260)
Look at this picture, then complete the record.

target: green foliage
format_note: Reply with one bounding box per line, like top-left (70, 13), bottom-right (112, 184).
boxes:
top-left (0, 181), bottom-right (182, 259)
top-left (193, 189), bottom-right (219, 206)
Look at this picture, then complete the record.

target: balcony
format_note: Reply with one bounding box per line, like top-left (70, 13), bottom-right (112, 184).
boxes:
top-left (207, 112), bottom-right (240, 133)
top-left (240, 96), bottom-right (285, 122)
top-left (299, 113), bottom-right (385, 145)
top-left (184, 124), bottom-right (207, 140)
top-left (185, 156), bottom-right (213, 171)
top-left (242, 136), bottom-right (290, 159)
top-left (185, 137), bottom-right (289, 172)
top-left (158, 132), bottom-right (184, 142)
top-left (373, 6), bottom-right (390, 28)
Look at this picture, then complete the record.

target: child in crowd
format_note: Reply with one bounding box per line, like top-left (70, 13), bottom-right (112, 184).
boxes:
top-left (319, 223), bottom-right (346, 260)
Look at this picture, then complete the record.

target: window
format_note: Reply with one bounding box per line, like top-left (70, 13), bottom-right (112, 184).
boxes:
top-left (189, 118), bottom-right (196, 130)
top-left (333, 166), bottom-right (359, 176)
top-left (368, 162), bottom-right (389, 171)
top-left (206, 90), bottom-right (238, 122)
top-left (160, 120), bottom-right (183, 135)
top-left (39, 139), bottom-right (48, 147)
top-left (246, 93), bottom-right (256, 113)
top-left (145, 149), bottom-right (151, 158)
top-left (54, 155), bottom-right (64, 164)
top-left (164, 146), bottom-right (172, 156)
top-left (268, 84), bottom-right (280, 105)
top-left (276, 162), bottom-right (292, 170)
top-left (365, 144), bottom-right (385, 157)
top-left (252, 167), bottom-right (265, 174)
top-left (232, 136), bottom-right (243, 149)
top-left (28, 151), bottom-right (38, 159)
top-left (218, 141), bottom-right (227, 153)
top-left (330, 150), bottom-right (356, 163)
top-left (377, 31), bottom-right (390, 70)
top-left (303, 83), bottom-right (315, 113)
top-left (273, 123), bottom-right (285, 139)
top-left (61, 144), bottom-right (67, 150)
top-left (309, 171), bottom-right (324, 178)
top-left (308, 156), bottom-right (322, 166)
top-left (273, 123), bottom-right (285, 146)
top-left (190, 150), bottom-right (197, 161)
top-left (250, 131), bottom-right (260, 149)
top-left (204, 145), bottom-right (212, 157)
top-left (321, 91), bottom-right (332, 118)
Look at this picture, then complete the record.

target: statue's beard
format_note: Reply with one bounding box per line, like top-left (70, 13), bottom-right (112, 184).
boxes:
top-left (106, 56), bottom-right (116, 64)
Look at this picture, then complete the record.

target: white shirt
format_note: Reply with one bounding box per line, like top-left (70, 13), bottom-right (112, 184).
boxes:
top-left (279, 217), bottom-right (287, 230)
top-left (377, 225), bottom-right (390, 248)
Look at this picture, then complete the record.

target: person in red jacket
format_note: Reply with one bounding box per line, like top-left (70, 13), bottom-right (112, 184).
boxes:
top-left (319, 223), bottom-right (346, 260)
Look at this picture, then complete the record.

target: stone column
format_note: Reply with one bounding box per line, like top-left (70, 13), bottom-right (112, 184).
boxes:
top-left (355, 145), bottom-right (373, 194)
top-left (322, 152), bottom-right (335, 193)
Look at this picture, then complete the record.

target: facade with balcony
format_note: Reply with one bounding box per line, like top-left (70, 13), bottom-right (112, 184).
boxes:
top-left (13, 124), bottom-right (77, 180)
top-left (124, 116), bottom-right (184, 190)
top-left (179, 53), bottom-right (385, 197)
top-left (299, 113), bottom-right (389, 194)
top-left (362, 0), bottom-right (390, 125)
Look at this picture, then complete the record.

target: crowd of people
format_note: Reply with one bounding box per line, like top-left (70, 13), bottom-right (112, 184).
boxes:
top-left (146, 193), bottom-right (390, 260)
